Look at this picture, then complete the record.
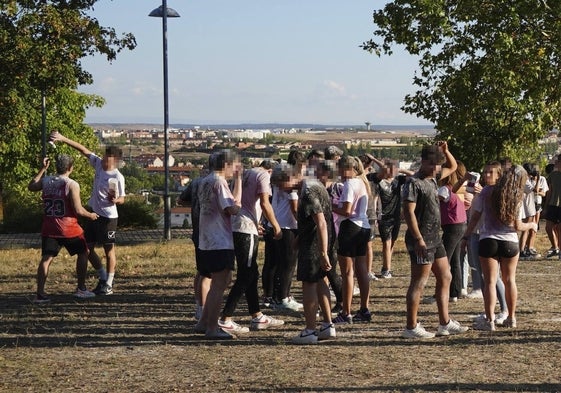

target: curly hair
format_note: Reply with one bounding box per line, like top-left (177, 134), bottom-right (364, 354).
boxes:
top-left (491, 165), bottom-right (527, 225)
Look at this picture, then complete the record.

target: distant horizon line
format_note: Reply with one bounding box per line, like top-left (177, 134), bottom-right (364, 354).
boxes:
top-left (86, 121), bottom-right (436, 129)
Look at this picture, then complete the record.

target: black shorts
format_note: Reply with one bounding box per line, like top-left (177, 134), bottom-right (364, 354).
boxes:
top-left (378, 217), bottom-right (400, 242)
top-left (197, 249), bottom-right (235, 277)
top-left (42, 235), bottom-right (88, 257)
top-left (408, 244), bottom-right (447, 265)
top-left (545, 205), bottom-right (561, 224)
top-left (479, 238), bottom-right (519, 259)
top-left (337, 220), bottom-right (370, 258)
top-left (297, 255), bottom-right (327, 283)
top-left (195, 247), bottom-right (211, 278)
top-left (84, 216), bottom-right (118, 245)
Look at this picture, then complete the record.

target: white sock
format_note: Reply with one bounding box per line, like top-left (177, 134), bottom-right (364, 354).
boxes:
top-left (97, 267), bottom-right (108, 282)
top-left (107, 273), bottom-right (115, 287)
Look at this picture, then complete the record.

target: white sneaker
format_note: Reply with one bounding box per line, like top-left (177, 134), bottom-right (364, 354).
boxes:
top-left (73, 288), bottom-right (95, 299)
top-left (317, 322), bottom-right (336, 340)
top-left (402, 323), bottom-right (435, 339)
top-left (353, 286), bottom-right (361, 296)
top-left (278, 296), bottom-right (303, 311)
top-left (494, 312), bottom-right (508, 325)
top-left (436, 319), bottom-right (469, 336)
top-left (250, 314), bottom-right (284, 331)
top-left (368, 272), bottom-right (379, 281)
top-left (473, 318), bottom-right (495, 331)
top-left (466, 289), bottom-right (483, 299)
top-left (292, 329), bottom-right (318, 344)
top-left (218, 319), bottom-right (250, 333)
top-left (460, 289), bottom-right (468, 298)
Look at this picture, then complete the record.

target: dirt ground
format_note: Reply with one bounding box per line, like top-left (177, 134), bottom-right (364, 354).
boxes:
top-left (1, 233), bottom-right (561, 393)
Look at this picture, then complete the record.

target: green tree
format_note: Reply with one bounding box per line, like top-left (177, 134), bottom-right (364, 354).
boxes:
top-left (362, 1), bottom-right (561, 169)
top-left (0, 1), bottom-right (136, 226)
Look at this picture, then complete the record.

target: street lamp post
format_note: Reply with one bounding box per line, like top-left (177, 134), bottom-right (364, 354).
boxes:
top-left (149, 1), bottom-right (180, 240)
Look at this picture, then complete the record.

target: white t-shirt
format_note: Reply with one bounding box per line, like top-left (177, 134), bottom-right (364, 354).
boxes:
top-left (536, 175), bottom-right (549, 205)
top-left (473, 185), bottom-right (523, 243)
top-left (198, 172), bottom-right (237, 250)
top-left (339, 177), bottom-right (370, 229)
top-left (269, 185), bottom-right (298, 229)
top-left (88, 154), bottom-right (125, 219)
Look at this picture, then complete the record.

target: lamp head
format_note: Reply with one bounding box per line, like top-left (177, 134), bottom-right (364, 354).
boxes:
top-left (149, 5), bottom-right (180, 17)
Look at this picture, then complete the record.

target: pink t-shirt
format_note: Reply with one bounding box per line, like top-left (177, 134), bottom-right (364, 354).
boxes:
top-left (231, 167), bottom-right (271, 235)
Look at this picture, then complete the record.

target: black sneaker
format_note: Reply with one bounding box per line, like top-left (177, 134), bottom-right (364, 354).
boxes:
top-left (94, 280), bottom-right (113, 295)
top-left (353, 308), bottom-right (372, 323)
top-left (33, 293), bottom-right (51, 304)
top-left (332, 312), bottom-right (353, 324)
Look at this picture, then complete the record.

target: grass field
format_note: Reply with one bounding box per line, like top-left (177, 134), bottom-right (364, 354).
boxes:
top-left (1, 231), bottom-right (561, 393)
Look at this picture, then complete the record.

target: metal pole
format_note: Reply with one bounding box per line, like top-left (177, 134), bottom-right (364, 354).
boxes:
top-left (162, 0), bottom-right (171, 240)
top-left (41, 90), bottom-right (47, 159)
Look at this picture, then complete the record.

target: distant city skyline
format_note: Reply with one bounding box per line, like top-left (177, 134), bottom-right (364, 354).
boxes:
top-left (80, 1), bottom-right (430, 126)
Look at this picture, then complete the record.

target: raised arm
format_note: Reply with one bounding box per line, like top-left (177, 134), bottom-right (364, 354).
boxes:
top-left (438, 141), bottom-right (457, 180)
top-left (50, 131), bottom-right (93, 158)
top-left (28, 157), bottom-right (50, 192)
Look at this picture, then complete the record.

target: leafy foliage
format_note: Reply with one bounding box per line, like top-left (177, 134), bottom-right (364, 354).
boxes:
top-left (362, 0), bottom-right (561, 169)
top-left (0, 1), bottom-right (136, 224)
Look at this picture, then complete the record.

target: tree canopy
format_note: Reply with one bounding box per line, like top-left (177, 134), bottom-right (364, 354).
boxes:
top-left (0, 0), bottom-right (136, 220)
top-left (362, 0), bottom-right (561, 169)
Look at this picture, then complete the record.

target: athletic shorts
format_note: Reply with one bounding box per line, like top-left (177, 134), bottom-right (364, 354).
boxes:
top-left (197, 249), bottom-right (235, 277)
top-left (378, 217), bottom-right (400, 242)
top-left (84, 215), bottom-right (118, 245)
top-left (297, 255), bottom-right (327, 283)
top-left (479, 238), bottom-right (519, 259)
top-left (337, 220), bottom-right (370, 258)
top-left (408, 244), bottom-right (446, 265)
top-left (544, 205), bottom-right (561, 224)
top-left (42, 235), bottom-right (88, 257)
top-left (195, 247), bottom-right (211, 278)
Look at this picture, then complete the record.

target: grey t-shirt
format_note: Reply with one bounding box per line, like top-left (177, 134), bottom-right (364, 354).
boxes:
top-left (401, 174), bottom-right (442, 250)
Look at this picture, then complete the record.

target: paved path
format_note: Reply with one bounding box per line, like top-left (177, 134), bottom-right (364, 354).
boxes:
top-left (0, 229), bottom-right (193, 249)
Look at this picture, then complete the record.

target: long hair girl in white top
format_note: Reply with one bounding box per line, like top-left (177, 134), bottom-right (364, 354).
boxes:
top-left (332, 156), bottom-right (373, 323)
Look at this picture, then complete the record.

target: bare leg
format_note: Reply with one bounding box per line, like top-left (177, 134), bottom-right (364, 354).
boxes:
top-left (75, 252), bottom-right (89, 289)
top-left (432, 256), bottom-right (452, 325)
top-left (338, 256), bottom-right (354, 316)
top-left (201, 269), bottom-right (232, 333)
top-left (317, 277), bottom-right (332, 323)
top-left (302, 282), bottom-right (319, 330)
top-left (480, 256), bottom-right (499, 322)
top-left (500, 255), bottom-right (519, 320)
top-left (405, 262), bottom-right (431, 329)
top-left (354, 254), bottom-right (370, 310)
top-left (37, 256), bottom-right (54, 295)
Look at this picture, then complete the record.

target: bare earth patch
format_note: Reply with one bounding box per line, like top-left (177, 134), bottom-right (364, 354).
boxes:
top-left (1, 234), bottom-right (560, 393)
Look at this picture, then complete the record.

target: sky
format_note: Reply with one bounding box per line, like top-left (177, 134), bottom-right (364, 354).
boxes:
top-left (80, 0), bottom-right (428, 126)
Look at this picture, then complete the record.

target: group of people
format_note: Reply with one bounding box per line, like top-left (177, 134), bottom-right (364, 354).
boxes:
top-left (31, 133), bottom-right (554, 343)
top-left (30, 131), bottom-right (125, 304)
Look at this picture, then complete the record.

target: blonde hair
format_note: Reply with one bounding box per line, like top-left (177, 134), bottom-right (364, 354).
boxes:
top-left (338, 155), bottom-right (372, 197)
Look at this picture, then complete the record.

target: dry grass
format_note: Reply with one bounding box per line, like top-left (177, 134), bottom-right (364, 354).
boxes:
top-left (1, 233), bottom-right (561, 393)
